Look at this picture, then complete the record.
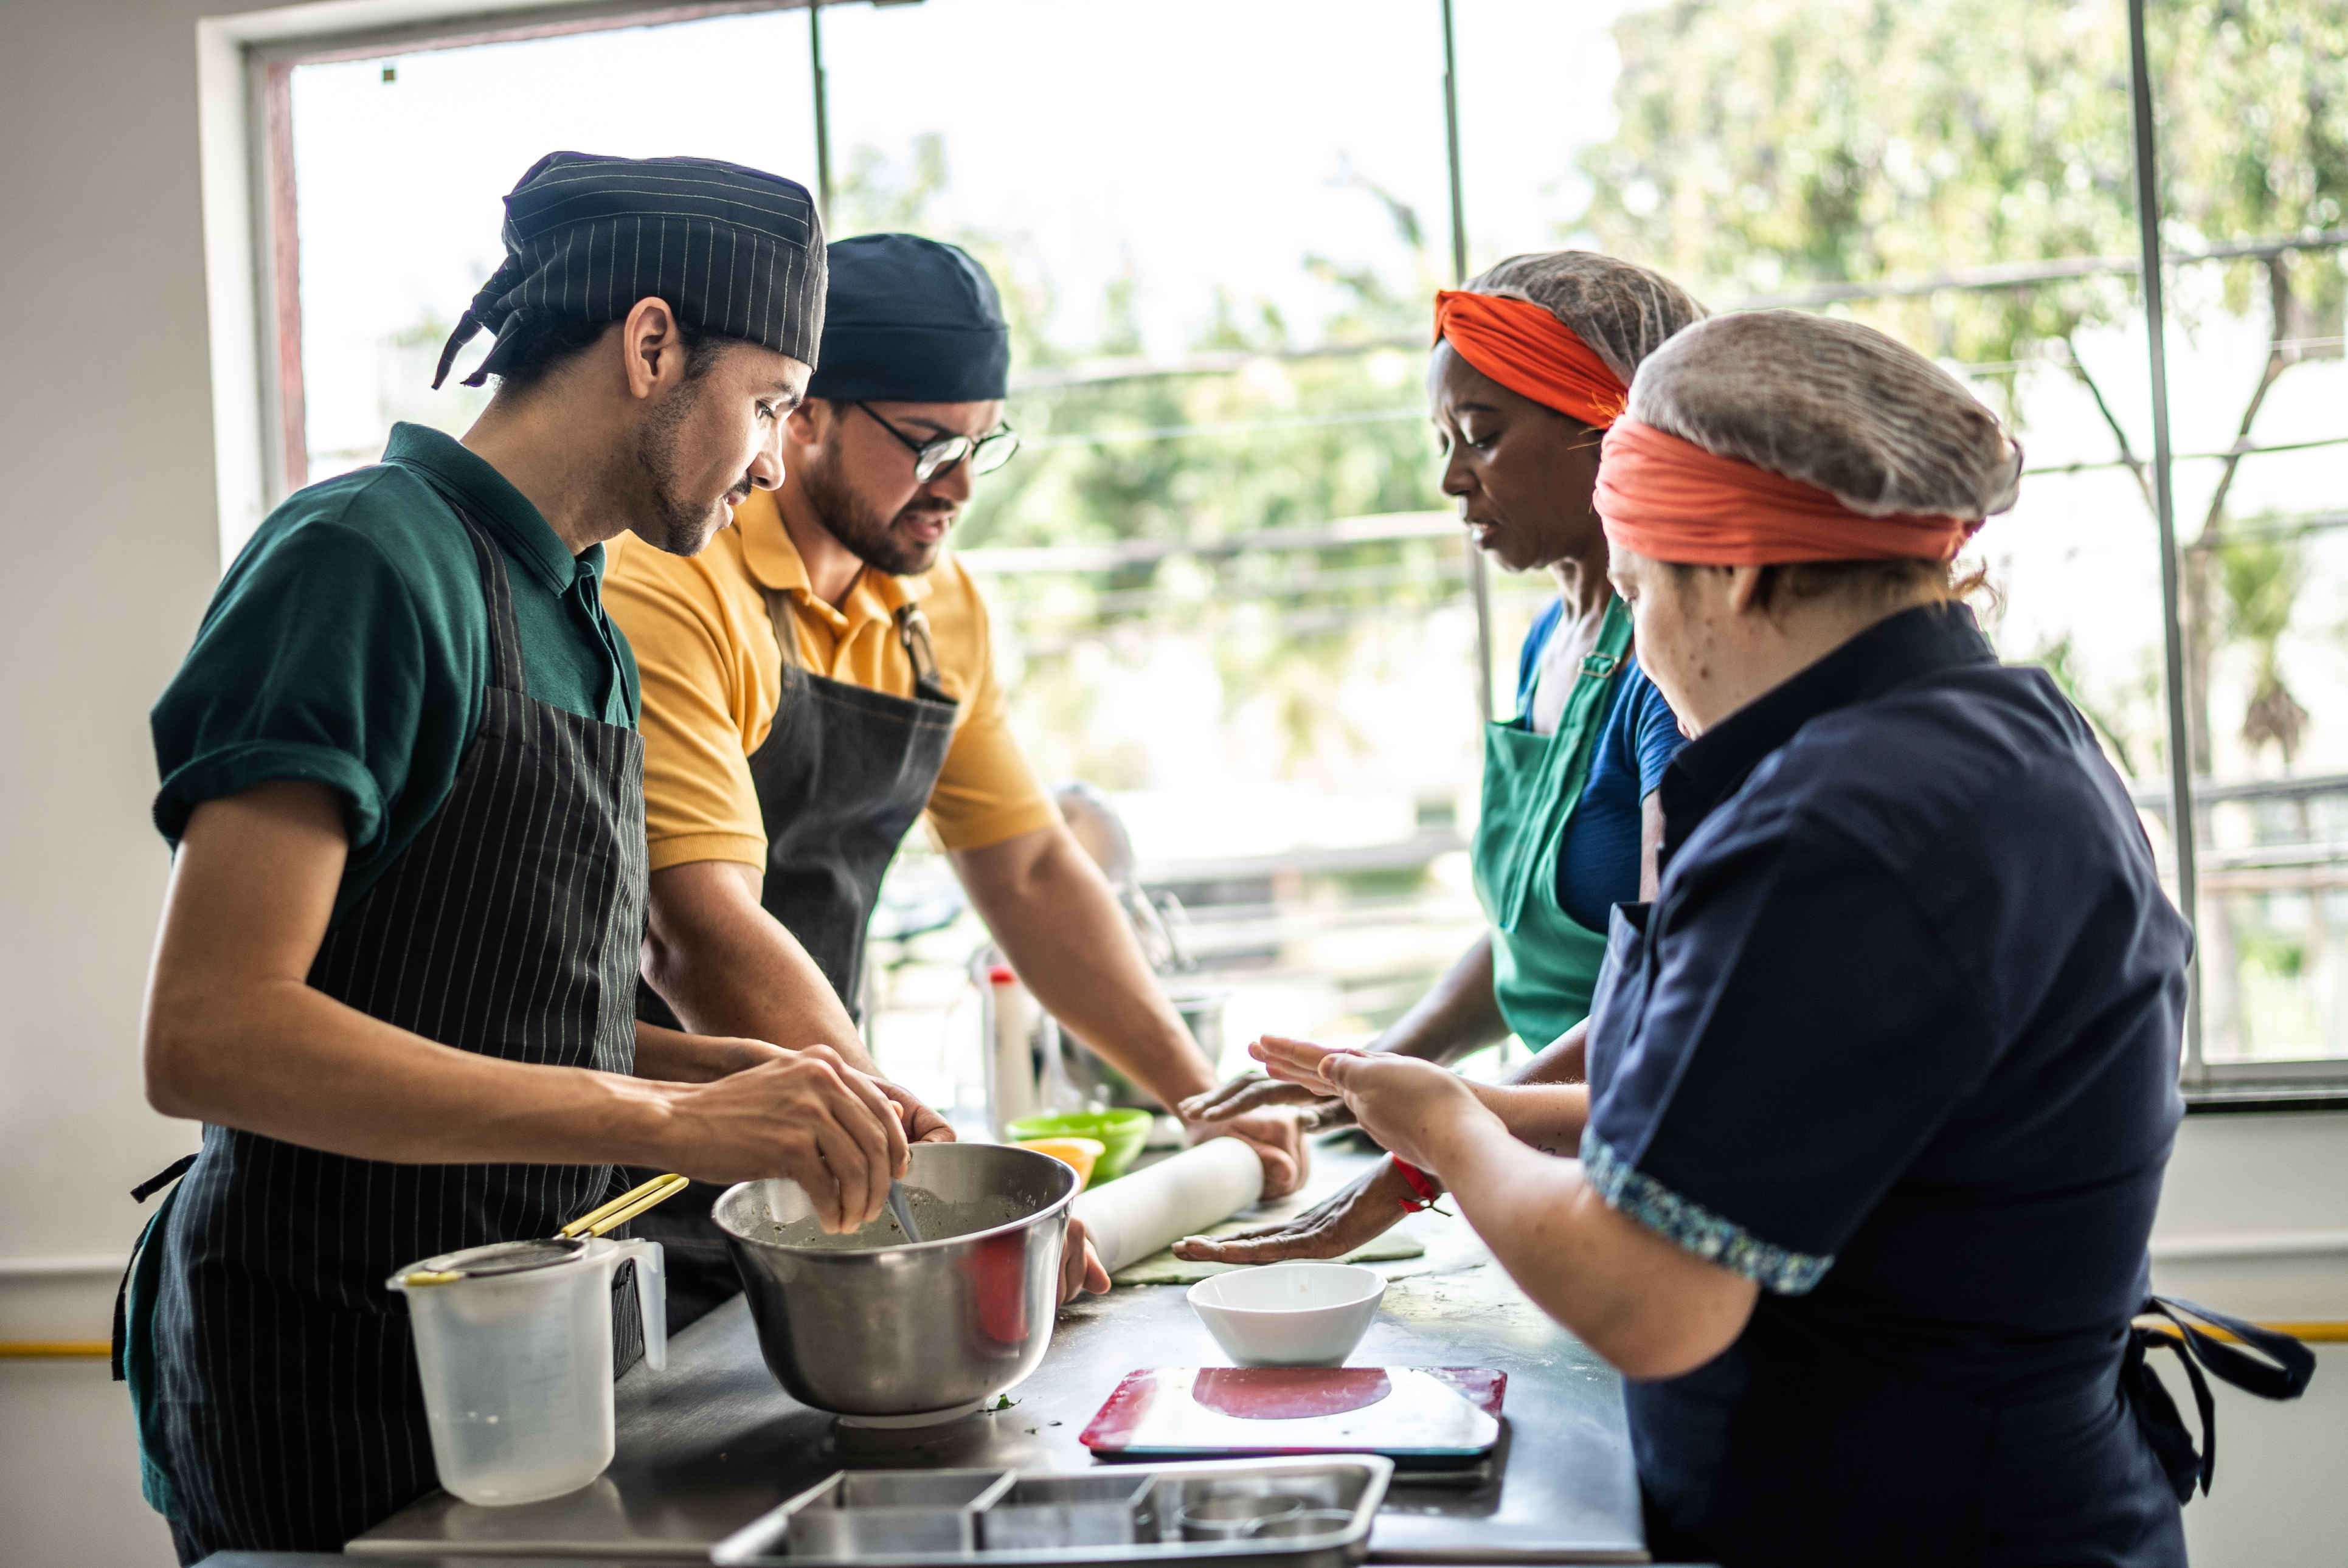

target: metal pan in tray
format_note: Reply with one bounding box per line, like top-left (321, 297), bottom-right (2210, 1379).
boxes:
top-left (783, 1470), bottom-right (1017, 1558)
top-left (983, 1473), bottom-right (1160, 1551)
top-left (710, 1456), bottom-right (1393, 1568)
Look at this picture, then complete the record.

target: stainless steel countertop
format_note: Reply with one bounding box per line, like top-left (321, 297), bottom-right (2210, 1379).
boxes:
top-left (351, 1147), bottom-right (1646, 1564)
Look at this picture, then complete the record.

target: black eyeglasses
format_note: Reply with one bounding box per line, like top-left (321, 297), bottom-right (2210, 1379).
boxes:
top-left (854, 402), bottom-right (1021, 484)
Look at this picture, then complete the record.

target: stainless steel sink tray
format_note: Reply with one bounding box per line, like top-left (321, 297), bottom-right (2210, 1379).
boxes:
top-left (783, 1469), bottom-right (1017, 1558)
top-left (711, 1456), bottom-right (1393, 1568)
top-left (982, 1472), bottom-right (1160, 1550)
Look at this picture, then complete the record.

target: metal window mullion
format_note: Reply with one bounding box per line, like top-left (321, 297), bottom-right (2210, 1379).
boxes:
top-left (2127, 0), bottom-right (2204, 1084)
top-left (1439, 0), bottom-right (1494, 725)
top-left (809, 1), bottom-right (832, 223)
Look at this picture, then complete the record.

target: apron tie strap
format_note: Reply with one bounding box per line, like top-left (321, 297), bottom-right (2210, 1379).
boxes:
top-left (114, 1155), bottom-right (199, 1381)
top-left (895, 605), bottom-right (953, 706)
top-left (2122, 1294), bottom-right (2316, 1501)
top-left (130, 1155), bottom-right (197, 1204)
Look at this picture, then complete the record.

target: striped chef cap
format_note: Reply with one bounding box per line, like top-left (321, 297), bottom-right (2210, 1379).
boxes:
top-left (433, 151), bottom-right (826, 390)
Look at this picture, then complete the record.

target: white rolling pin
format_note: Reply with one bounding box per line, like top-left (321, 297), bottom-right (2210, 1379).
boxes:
top-left (1071, 1137), bottom-right (1266, 1274)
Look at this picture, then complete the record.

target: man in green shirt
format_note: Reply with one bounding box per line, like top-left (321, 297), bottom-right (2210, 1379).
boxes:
top-left (151, 421), bottom-right (647, 920)
top-left (130, 153), bottom-right (916, 1561)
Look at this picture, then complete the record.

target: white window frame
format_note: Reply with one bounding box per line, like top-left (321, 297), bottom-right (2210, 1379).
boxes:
top-left (196, 0), bottom-right (813, 563)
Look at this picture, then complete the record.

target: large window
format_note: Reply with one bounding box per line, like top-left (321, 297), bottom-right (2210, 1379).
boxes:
top-left (252, 0), bottom-right (2348, 1110)
top-left (1556, 0), bottom-right (2346, 1088)
top-left (284, 12), bottom-right (820, 486)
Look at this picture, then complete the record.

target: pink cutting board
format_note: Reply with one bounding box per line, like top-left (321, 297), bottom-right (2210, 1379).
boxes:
top-left (1080, 1367), bottom-right (1505, 1460)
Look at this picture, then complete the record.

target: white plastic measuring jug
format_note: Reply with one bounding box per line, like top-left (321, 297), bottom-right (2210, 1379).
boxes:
top-left (389, 1235), bottom-right (667, 1507)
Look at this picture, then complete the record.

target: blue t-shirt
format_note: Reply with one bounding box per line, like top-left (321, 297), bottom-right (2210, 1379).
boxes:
top-left (1516, 597), bottom-right (1685, 929)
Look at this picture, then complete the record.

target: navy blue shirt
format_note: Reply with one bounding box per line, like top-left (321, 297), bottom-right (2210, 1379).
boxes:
top-left (1585, 604), bottom-right (2188, 1401)
top-left (1579, 604), bottom-right (2192, 1562)
top-left (1516, 597), bottom-right (1685, 928)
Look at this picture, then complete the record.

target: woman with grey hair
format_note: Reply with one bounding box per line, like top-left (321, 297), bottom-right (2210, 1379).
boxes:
top-left (1182, 252), bottom-right (1706, 1262)
top-left (1248, 311), bottom-right (2309, 1565)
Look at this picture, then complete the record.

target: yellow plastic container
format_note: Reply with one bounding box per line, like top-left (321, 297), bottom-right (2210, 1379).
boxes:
top-left (1015, 1136), bottom-right (1106, 1190)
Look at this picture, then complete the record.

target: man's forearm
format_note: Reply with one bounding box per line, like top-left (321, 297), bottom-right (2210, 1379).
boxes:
top-left (150, 973), bottom-right (685, 1166)
top-left (148, 786), bottom-right (912, 1223)
top-left (632, 1020), bottom-right (781, 1083)
top-left (1366, 932), bottom-right (1512, 1065)
top-left (143, 784), bottom-right (683, 1165)
top-left (643, 859), bottom-right (876, 1074)
top-left (957, 827), bottom-right (1216, 1107)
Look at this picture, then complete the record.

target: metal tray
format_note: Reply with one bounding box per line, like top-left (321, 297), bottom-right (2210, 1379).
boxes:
top-left (710, 1457), bottom-right (1393, 1568)
top-left (786, 1470), bottom-right (1017, 1558)
top-left (983, 1473), bottom-right (1160, 1551)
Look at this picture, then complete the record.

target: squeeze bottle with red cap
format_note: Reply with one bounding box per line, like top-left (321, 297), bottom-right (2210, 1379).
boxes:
top-left (983, 964), bottom-right (1039, 1139)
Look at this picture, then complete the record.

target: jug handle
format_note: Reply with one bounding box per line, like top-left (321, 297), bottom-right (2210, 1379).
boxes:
top-left (615, 1238), bottom-right (668, 1372)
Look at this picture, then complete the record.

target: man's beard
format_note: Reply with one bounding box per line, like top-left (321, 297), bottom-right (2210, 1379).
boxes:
top-left (798, 446), bottom-right (949, 578)
top-left (633, 378), bottom-right (733, 556)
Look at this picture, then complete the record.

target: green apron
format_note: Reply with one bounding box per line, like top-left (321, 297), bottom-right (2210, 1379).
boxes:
top-left (1470, 597), bottom-right (1633, 1051)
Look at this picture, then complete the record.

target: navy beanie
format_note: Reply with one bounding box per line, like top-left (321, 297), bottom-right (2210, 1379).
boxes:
top-left (808, 233), bottom-right (1011, 402)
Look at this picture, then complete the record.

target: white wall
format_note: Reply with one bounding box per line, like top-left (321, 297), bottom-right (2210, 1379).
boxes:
top-left (0, 3), bottom-right (2341, 1565)
top-left (0, 0), bottom-right (632, 1342)
top-left (2, 5), bottom-right (252, 1563)
top-left (0, 0), bottom-right (237, 1342)
top-left (2149, 1110), bottom-right (2348, 1567)
top-left (0, 10), bottom-right (598, 1566)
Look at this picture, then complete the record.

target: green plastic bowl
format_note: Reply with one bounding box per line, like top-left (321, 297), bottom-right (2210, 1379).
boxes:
top-left (1006, 1108), bottom-right (1153, 1183)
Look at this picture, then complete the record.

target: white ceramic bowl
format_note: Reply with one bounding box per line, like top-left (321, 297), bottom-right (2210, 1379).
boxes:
top-left (1186, 1262), bottom-right (1387, 1367)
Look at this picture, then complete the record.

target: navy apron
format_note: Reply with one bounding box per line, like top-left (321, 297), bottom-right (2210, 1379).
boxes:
top-left (632, 588), bottom-right (957, 1330)
top-left (117, 507), bottom-right (649, 1561)
top-left (1588, 905), bottom-right (2316, 1568)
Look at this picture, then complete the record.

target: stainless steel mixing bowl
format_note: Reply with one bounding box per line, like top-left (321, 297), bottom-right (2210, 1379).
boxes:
top-left (714, 1142), bottom-right (1078, 1418)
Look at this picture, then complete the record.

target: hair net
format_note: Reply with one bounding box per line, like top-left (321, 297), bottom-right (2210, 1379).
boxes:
top-left (1465, 250), bottom-right (1708, 385)
top-left (1626, 311), bottom-right (2023, 520)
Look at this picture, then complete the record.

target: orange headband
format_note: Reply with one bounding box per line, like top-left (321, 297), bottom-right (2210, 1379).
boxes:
top-left (1433, 290), bottom-right (1628, 430)
top-left (1594, 419), bottom-right (1979, 565)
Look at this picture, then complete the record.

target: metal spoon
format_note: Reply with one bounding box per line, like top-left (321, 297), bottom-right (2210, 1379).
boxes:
top-left (886, 1180), bottom-right (924, 1243)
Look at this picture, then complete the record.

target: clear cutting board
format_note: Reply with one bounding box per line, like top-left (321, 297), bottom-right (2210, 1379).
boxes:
top-left (1079, 1367), bottom-right (1504, 1463)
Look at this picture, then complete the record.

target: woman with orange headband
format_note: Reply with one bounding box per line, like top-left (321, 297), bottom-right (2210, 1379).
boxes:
top-left (1180, 251), bottom-right (1705, 1264)
top-left (1249, 313), bottom-right (2310, 1566)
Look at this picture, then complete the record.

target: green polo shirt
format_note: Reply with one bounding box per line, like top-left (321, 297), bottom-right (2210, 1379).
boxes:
top-left (151, 424), bottom-right (641, 922)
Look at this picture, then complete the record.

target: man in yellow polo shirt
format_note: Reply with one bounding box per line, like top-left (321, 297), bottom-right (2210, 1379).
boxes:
top-left (606, 235), bottom-right (1304, 1319)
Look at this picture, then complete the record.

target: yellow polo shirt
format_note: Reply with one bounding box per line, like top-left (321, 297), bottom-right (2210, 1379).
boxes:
top-left (603, 489), bottom-right (1057, 872)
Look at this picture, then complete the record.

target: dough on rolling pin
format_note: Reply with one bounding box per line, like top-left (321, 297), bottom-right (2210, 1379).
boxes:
top-left (1071, 1138), bottom-right (1265, 1273)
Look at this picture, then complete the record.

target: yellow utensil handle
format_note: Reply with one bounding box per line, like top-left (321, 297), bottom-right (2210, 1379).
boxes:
top-left (559, 1172), bottom-right (687, 1240)
top-left (578, 1173), bottom-right (691, 1239)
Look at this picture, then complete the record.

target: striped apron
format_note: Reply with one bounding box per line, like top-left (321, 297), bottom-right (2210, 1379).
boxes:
top-left (126, 507), bottom-right (648, 1560)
